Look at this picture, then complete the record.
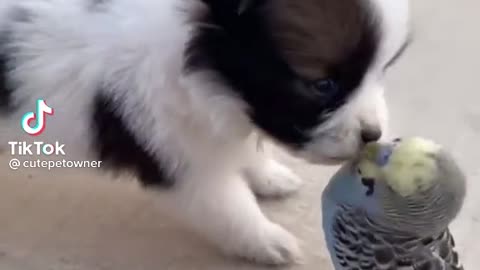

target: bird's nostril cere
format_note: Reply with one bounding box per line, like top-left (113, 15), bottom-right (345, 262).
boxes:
top-left (361, 129), bottom-right (382, 143)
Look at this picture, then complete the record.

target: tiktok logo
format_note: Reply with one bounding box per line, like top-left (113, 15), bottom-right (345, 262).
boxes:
top-left (21, 99), bottom-right (54, 136)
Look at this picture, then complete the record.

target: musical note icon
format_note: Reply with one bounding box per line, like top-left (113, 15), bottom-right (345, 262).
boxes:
top-left (21, 99), bottom-right (54, 136)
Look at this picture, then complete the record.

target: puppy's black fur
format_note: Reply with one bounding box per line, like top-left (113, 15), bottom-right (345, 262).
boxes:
top-left (0, 54), bottom-right (13, 112)
top-left (0, 36), bottom-right (15, 114)
top-left (92, 93), bottom-right (175, 187)
top-left (186, 0), bottom-right (380, 149)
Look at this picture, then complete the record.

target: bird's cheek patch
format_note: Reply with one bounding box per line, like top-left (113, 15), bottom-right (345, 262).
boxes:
top-left (361, 177), bottom-right (375, 196)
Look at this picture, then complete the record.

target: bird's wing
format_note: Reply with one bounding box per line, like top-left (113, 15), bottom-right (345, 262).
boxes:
top-left (393, 229), bottom-right (464, 270)
top-left (329, 206), bottom-right (464, 270)
top-left (330, 206), bottom-right (398, 270)
top-left (428, 229), bottom-right (464, 270)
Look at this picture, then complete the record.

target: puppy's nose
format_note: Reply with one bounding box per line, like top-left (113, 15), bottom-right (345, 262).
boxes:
top-left (361, 128), bottom-right (382, 143)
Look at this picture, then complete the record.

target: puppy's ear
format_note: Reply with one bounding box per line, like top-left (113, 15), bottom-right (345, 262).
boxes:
top-left (200, 0), bottom-right (264, 15)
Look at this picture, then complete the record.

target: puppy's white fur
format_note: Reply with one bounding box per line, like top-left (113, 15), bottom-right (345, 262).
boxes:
top-left (0, 0), bottom-right (409, 264)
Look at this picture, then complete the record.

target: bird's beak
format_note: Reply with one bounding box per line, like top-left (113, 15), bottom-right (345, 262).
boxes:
top-left (362, 142), bottom-right (380, 160)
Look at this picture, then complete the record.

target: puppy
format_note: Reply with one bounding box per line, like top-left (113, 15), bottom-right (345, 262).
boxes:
top-left (0, 0), bottom-right (410, 265)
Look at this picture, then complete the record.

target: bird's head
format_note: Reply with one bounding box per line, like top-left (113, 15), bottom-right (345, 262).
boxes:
top-left (354, 137), bottom-right (466, 234)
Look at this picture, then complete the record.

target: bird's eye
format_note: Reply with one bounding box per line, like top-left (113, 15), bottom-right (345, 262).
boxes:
top-left (311, 78), bottom-right (339, 97)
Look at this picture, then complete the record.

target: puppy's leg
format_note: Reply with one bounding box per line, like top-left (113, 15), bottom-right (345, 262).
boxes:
top-left (244, 139), bottom-right (303, 198)
top-left (167, 167), bottom-right (301, 265)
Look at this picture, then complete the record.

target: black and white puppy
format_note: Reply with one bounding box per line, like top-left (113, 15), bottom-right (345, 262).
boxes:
top-left (0, 0), bottom-right (410, 265)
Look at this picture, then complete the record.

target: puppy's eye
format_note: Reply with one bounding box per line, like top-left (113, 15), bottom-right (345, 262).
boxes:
top-left (311, 78), bottom-right (339, 96)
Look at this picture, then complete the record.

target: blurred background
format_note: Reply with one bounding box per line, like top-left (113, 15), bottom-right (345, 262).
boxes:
top-left (0, 0), bottom-right (479, 269)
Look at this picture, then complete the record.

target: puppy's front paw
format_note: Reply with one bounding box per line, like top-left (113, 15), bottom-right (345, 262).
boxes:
top-left (234, 222), bottom-right (302, 265)
top-left (246, 159), bottom-right (303, 198)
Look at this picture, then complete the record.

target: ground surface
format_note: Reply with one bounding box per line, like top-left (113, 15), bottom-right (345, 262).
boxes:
top-left (0, 0), bottom-right (479, 269)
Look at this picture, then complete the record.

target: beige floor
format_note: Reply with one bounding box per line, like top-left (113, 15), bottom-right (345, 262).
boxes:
top-left (1, 0), bottom-right (479, 269)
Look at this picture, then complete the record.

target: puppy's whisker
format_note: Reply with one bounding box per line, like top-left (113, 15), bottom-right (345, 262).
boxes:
top-left (271, 34), bottom-right (317, 44)
top-left (194, 22), bottom-right (222, 30)
top-left (282, 50), bottom-right (320, 58)
top-left (282, 51), bottom-right (332, 63)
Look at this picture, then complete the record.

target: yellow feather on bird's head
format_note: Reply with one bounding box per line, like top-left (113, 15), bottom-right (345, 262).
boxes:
top-left (358, 137), bottom-right (442, 197)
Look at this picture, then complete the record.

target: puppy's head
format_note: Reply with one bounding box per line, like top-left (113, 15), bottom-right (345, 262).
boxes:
top-left (186, 0), bottom-right (410, 164)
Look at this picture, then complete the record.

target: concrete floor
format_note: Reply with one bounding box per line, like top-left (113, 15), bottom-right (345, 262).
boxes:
top-left (0, 0), bottom-right (479, 269)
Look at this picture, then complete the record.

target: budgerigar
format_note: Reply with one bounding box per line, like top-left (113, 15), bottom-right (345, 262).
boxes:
top-left (322, 137), bottom-right (466, 270)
